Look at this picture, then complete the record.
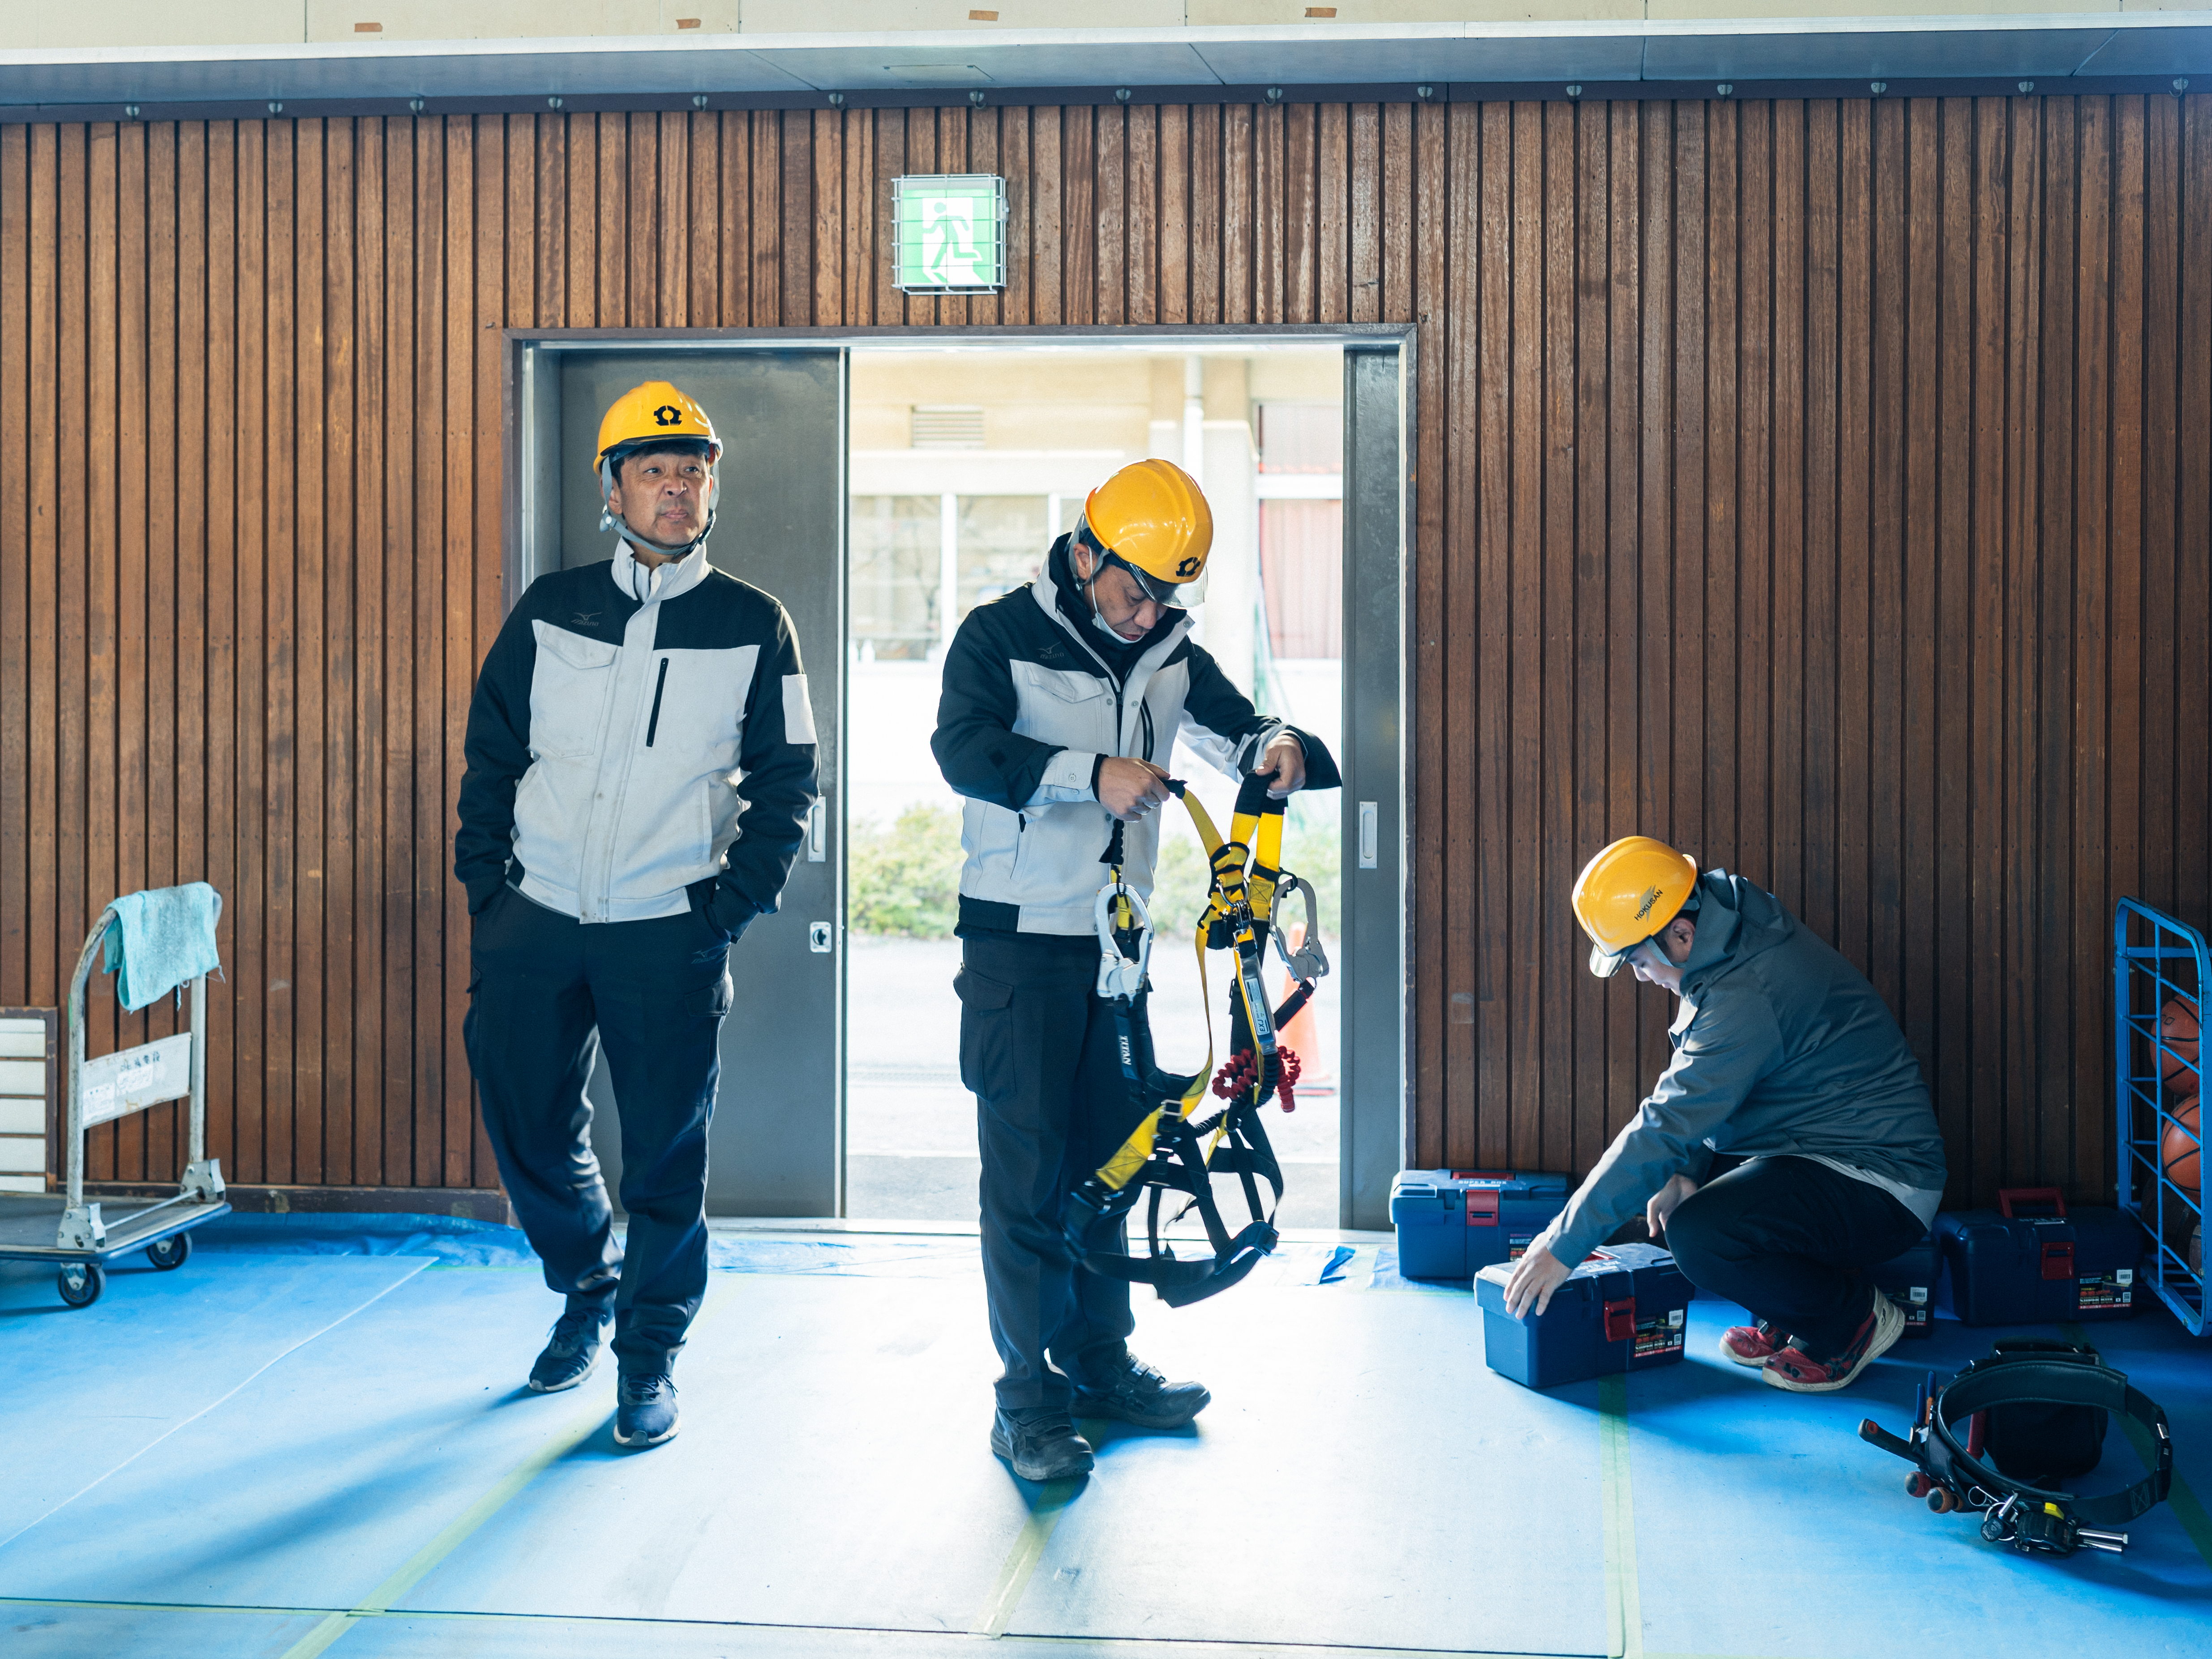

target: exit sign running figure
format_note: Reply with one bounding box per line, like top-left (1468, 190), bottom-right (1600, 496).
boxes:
top-left (893, 175), bottom-right (1007, 295)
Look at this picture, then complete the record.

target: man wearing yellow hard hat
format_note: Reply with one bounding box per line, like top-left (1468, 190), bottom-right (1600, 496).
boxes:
top-left (456, 382), bottom-right (818, 1449)
top-left (1501, 836), bottom-right (1946, 1394)
top-left (931, 458), bottom-right (1342, 1479)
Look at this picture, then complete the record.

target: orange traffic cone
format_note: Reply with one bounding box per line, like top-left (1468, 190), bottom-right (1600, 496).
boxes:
top-left (1277, 922), bottom-right (1325, 1085)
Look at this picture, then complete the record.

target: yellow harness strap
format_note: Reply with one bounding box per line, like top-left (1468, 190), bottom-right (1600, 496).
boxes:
top-left (1093, 781), bottom-right (1289, 1192)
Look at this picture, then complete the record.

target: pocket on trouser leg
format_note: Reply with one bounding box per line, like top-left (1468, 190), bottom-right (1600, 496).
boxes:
top-left (955, 969), bottom-right (1017, 1101)
top-left (683, 970), bottom-right (734, 1020)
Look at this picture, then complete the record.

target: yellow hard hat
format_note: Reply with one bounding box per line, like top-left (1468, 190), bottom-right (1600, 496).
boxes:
top-left (1572, 835), bottom-right (1702, 978)
top-left (1075, 458), bottom-right (1213, 608)
top-left (593, 380), bottom-right (721, 482)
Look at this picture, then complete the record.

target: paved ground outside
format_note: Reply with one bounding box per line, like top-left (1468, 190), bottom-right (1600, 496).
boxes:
top-left (847, 935), bottom-right (1342, 1227)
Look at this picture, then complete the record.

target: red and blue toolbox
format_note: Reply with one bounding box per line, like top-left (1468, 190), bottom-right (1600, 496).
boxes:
top-left (1870, 1235), bottom-right (1942, 1337)
top-left (1389, 1169), bottom-right (1571, 1281)
top-left (1933, 1189), bottom-right (2144, 1325)
top-left (1474, 1243), bottom-right (1695, 1389)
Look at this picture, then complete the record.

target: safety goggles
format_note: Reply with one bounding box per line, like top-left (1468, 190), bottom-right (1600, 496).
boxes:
top-left (1076, 524), bottom-right (1209, 610)
top-left (1589, 935), bottom-right (1673, 980)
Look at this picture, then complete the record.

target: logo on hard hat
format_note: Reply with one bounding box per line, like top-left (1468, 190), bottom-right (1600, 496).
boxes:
top-left (1175, 556), bottom-right (1201, 578)
top-left (652, 404), bottom-right (683, 427)
top-left (1634, 885), bottom-right (1663, 921)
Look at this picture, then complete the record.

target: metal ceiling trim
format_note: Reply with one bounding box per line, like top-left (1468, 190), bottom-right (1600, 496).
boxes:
top-left (1, 15), bottom-right (2207, 105)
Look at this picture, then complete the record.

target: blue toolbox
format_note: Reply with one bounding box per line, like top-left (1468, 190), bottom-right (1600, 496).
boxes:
top-left (1474, 1243), bottom-right (1695, 1389)
top-left (1869, 1235), bottom-right (1942, 1337)
top-left (1389, 1169), bottom-right (1571, 1281)
top-left (1934, 1189), bottom-right (2144, 1325)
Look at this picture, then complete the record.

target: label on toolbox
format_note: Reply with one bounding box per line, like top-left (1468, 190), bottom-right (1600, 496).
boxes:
top-left (1508, 1233), bottom-right (1536, 1260)
top-left (1882, 1287), bottom-right (1932, 1329)
top-left (2076, 1273), bottom-right (2134, 1311)
top-left (1633, 1308), bottom-right (1686, 1361)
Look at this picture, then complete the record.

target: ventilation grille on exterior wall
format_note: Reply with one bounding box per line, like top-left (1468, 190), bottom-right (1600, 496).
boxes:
top-left (912, 405), bottom-right (986, 448)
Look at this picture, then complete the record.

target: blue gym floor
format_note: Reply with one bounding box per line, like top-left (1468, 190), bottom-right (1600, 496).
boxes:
top-left (2, 1219), bottom-right (2206, 1659)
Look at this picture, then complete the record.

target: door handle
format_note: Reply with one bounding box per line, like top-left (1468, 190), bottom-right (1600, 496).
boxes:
top-left (807, 798), bottom-right (827, 863)
top-left (1358, 801), bottom-right (1379, 869)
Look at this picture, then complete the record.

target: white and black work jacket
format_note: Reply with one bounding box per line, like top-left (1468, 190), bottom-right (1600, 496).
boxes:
top-left (456, 544), bottom-right (819, 934)
top-left (931, 536), bottom-right (1342, 938)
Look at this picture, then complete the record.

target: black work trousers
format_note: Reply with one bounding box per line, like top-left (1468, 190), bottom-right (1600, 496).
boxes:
top-left (958, 933), bottom-right (1146, 1411)
top-left (1663, 1153), bottom-right (1926, 1356)
top-left (463, 884), bottom-right (734, 1376)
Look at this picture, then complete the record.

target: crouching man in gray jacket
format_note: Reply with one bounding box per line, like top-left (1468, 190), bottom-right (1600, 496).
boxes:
top-left (1502, 835), bottom-right (1946, 1394)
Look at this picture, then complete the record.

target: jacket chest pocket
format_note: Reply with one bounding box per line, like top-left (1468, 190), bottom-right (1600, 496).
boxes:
top-left (644, 644), bottom-right (757, 766)
top-left (1012, 661), bottom-right (1117, 751)
top-left (529, 622), bottom-right (618, 759)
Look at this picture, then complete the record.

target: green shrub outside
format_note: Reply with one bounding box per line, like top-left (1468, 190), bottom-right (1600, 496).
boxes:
top-left (846, 803), bottom-right (965, 937)
top-left (846, 796), bottom-right (1342, 942)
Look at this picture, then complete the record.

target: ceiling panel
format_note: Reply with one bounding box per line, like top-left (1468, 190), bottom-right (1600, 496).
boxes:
top-left (1192, 33), bottom-right (1647, 85)
top-left (1642, 26), bottom-right (2121, 83)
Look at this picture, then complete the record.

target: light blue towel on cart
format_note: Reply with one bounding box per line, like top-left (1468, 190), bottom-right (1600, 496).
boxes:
top-left (103, 883), bottom-right (224, 1012)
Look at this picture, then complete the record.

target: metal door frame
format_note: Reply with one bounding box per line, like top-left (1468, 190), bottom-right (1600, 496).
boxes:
top-left (502, 324), bottom-right (1414, 1226)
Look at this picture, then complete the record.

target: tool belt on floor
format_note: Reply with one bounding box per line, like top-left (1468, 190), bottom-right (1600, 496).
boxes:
top-left (1062, 772), bottom-right (1328, 1308)
top-left (1858, 1338), bottom-right (2173, 1556)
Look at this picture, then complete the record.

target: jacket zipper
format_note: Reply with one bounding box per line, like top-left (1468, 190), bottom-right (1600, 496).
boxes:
top-left (644, 658), bottom-right (670, 747)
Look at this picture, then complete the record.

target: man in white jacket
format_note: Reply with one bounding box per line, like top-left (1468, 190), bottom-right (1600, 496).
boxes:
top-left (456, 382), bottom-right (818, 1449)
top-left (931, 459), bottom-right (1339, 1480)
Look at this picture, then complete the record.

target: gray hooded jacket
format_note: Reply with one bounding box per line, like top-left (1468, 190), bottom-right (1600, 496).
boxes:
top-left (1535, 871), bottom-right (1947, 1268)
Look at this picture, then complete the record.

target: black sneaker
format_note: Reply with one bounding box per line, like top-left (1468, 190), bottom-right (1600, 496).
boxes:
top-left (1070, 1352), bottom-right (1210, 1429)
top-left (613, 1372), bottom-right (681, 1448)
top-left (526, 1307), bottom-right (611, 1394)
top-left (990, 1406), bottom-right (1094, 1481)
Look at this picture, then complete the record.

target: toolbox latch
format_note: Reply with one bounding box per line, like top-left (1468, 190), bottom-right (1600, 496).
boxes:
top-left (1465, 1190), bottom-right (1500, 1227)
top-left (1603, 1297), bottom-right (1637, 1343)
top-left (2040, 1241), bottom-right (2075, 1281)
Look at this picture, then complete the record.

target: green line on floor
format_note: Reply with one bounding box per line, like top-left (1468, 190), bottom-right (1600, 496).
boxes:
top-left (1599, 1374), bottom-right (1643, 1659)
top-left (278, 1395), bottom-right (609, 1659)
top-left (972, 1455), bottom-right (1090, 1637)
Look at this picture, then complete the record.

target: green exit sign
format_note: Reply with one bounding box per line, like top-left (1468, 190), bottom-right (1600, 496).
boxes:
top-left (893, 174), bottom-right (1007, 295)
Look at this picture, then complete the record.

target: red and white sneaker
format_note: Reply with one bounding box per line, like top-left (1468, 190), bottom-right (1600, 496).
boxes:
top-left (1761, 1294), bottom-right (1906, 1393)
top-left (1718, 1319), bottom-right (1790, 1367)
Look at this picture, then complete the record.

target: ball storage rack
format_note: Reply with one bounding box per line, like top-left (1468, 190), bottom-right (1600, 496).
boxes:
top-left (2113, 898), bottom-right (2206, 1336)
top-left (0, 897), bottom-right (230, 1308)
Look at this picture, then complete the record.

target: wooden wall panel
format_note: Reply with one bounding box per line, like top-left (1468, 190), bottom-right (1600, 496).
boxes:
top-left (0, 97), bottom-right (2205, 1206)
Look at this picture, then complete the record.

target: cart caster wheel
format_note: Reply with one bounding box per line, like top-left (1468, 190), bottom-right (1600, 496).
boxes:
top-left (1905, 1473), bottom-right (1932, 1499)
top-left (146, 1233), bottom-right (191, 1270)
top-left (1927, 1487), bottom-right (1959, 1515)
top-left (57, 1262), bottom-right (105, 1308)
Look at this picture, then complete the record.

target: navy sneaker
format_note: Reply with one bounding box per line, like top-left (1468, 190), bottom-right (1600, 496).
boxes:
top-left (990, 1406), bottom-right (1094, 1481)
top-left (526, 1307), bottom-right (611, 1394)
top-left (1070, 1352), bottom-right (1210, 1430)
top-left (613, 1372), bottom-right (681, 1448)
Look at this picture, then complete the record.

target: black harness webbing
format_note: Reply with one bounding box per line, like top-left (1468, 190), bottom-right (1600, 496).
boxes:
top-left (1063, 773), bottom-right (1325, 1308)
top-left (1859, 1345), bottom-right (2174, 1556)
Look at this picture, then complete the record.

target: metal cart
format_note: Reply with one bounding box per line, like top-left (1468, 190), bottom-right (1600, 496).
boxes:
top-left (0, 897), bottom-right (230, 1308)
top-left (2114, 897), bottom-right (2207, 1336)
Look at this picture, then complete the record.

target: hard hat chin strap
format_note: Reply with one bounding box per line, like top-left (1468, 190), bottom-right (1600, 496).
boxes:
top-left (600, 454), bottom-right (719, 569)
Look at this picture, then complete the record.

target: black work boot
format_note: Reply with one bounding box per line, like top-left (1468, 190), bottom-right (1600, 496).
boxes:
top-left (1070, 1352), bottom-right (1210, 1429)
top-left (990, 1406), bottom-right (1095, 1481)
top-left (527, 1306), bottom-right (612, 1394)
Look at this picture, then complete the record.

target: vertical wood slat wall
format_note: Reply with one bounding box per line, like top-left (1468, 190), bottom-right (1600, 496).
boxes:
top-left (0, 98), bottom-right (2203, 1204)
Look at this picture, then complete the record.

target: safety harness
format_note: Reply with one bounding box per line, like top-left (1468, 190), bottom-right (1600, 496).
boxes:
top-left (1062, 772), bottom-right (1329, 1307)
top-left (1859, 1339), bottom-right (2173, 1556)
